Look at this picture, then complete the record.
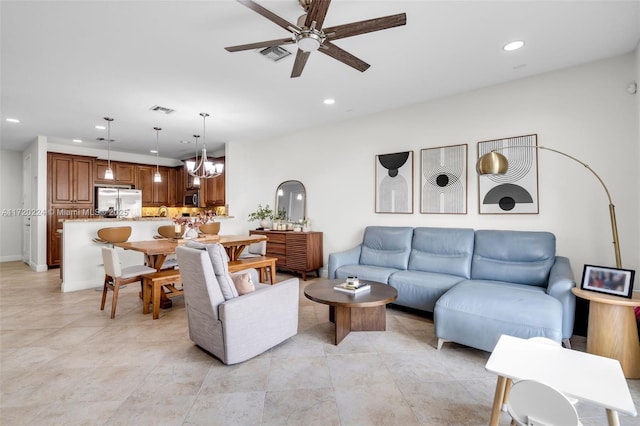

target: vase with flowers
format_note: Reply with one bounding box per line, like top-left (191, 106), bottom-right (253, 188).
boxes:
top-left (172, 210), bottom-right (217, 238)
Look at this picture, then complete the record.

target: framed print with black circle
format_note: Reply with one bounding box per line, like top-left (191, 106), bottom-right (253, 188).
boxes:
top-left (478, 134), bottom-right (539, 214)
top-left (420, 144), bottom-right (467, 214)
top-left (580, 264), bottom-right (635, 298)
top-left (375, 151), bottom-right (413, 213)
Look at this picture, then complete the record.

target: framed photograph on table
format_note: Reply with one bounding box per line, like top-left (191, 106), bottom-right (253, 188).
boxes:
top-left (375, 151), bottom-right (413, 213)
top-left (478, 134), bottom-right (539, 214)
top-left (580, 264), bottom-right (635, 298)
top-left (420, 144), bottom-right (467, 214)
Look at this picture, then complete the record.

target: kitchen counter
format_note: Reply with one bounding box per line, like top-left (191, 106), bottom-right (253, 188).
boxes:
top-left (60, 216), bottom-right (234, 222)
top-left (61, 218), bottom-right (172, 292)
top-left (60, 217), bottom-right (172, 222)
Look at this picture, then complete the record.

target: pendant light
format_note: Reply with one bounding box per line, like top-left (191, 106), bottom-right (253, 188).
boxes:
top-left (153, 127), bottom-right (162, 183)
top-left (186, 112), bottom-right (223, 181)
top-left (191, 134), bottom-right (201, 187)
top-left (104, 117), bottom-right (114, 180)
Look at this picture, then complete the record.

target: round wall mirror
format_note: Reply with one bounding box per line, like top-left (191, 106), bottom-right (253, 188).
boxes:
top-left (275, 180), bottom-right (306, 222)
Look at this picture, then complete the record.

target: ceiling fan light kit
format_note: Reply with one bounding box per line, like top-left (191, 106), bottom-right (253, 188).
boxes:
top-left (225, 0), bottom-right (406, 78)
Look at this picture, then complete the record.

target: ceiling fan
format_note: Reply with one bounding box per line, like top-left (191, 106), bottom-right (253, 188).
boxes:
top-left (225, 0), bottom-right (407, 78)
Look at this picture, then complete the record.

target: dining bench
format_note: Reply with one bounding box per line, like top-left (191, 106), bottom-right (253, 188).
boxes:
top-left (227, 256), bottom-right (278, 284)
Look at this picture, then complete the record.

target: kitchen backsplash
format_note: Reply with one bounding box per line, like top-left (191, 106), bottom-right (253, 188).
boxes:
top-left (141, 205), bottom-right (227, 219)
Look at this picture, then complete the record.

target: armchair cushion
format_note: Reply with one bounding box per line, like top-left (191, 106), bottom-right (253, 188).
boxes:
top-left (186, 241), bottom-right (238, 300)
top-left (232, 272), bottom-right (255, 295)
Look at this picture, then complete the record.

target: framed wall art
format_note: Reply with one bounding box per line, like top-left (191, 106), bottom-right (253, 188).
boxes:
top-left (420, 144), bottom-right (467, 214)
top-left (375, 151), bottom-right (413, 213)
top-left (478, 134), bottom-right (539, 214)
top-left (580, 264), bottom-right (635, 298)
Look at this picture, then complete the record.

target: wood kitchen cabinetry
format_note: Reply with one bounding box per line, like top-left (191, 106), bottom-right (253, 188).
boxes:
top-left (250, 230), bottom-right (323, 280)
top-left (202, 157), bottom-right (225, 207)
top-left (47, 206), bottom-right (93, 267)
top-left (136, 165), bottom-right (171, 206)
top-left (47, 152), bottom-right (96, 267)
top-left (48, 153), bottom-right (94, 204)
top-left (183, 156), bottom-right (225, 207)
top-left (94, 160), bottom-right (136, 186)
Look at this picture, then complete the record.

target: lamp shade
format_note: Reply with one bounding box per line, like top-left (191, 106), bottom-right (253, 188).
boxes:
top-left (476, 151), bottom-right (509, 175)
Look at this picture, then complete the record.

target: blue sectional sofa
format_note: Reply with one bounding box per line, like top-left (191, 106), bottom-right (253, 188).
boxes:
top-left (328, 226), bottom-right (576, 352)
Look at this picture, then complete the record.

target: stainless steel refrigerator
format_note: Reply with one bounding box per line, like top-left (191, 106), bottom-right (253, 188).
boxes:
top-left (95, 187), bottom-right (142, 218)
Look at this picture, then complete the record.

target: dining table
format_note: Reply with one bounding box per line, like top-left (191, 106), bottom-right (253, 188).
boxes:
top-left (114, 234), bottom-right (268, 270)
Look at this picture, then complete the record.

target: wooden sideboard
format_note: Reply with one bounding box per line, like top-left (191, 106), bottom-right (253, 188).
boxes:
top-left (250, 230), bottom-right (323, 280)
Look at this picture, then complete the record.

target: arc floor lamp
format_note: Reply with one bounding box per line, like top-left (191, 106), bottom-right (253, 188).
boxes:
top-left (476, 146), bottom-right (622, 268)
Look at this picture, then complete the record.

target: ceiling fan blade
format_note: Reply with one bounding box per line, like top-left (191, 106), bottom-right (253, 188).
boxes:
top-left (290, 49), bottom-right (311, 78)
top-left (305, 0), bottom-right (331, 29)
top-left (237, 0), bottom-right (298, 31)
top-left (225, 38), bottom-right (295, 52)
top-left (323, 13), bottom-right (406, 40)
top-left (318, 41), bottom-right (370, 72)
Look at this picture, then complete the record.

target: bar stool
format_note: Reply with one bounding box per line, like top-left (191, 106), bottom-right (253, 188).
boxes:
top-left (155, 225), bottom-right (182, 269)
top-left (199, 222), bottom-right (220, 235)
top-left (92, 226), bottom-right (132, 246)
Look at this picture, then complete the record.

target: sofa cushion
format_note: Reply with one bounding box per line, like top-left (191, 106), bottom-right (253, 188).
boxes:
top-left (434, 280), bottom-right (563, 352)
top-left (471, 230), bottom-right (555, 286)
top-left (409, 227), bottom-right (474, 278)
top-left (359, 226), bottom-right (413, 270)
top-left (389, 270), bottom-right (466, 312)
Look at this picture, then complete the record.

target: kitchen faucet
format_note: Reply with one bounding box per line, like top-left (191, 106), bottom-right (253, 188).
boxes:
top-left (158, 206), bottom-right (169, 217)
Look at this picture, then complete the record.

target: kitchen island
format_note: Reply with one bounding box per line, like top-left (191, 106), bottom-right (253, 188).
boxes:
top-left (61, 217), bottom-right (171, 292)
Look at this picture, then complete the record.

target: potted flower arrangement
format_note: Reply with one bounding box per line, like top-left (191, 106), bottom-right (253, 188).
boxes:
top-left (248, 204), bottom-right (273, 230)
top-left (172, 210), bottom-right (215, 238)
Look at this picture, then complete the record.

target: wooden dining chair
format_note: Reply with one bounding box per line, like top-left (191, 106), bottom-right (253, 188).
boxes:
top-left (156, 225), bottom-right (181, 269)
top-left (100, 247), bottom-right (156, 319)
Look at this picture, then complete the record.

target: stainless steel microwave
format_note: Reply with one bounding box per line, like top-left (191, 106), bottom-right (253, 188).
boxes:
top-left (184, 190), bottom-right (199, 207)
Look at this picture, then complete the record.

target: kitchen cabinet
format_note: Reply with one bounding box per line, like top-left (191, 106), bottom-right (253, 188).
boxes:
top-left (183, 157), bottom-right (225, 207)
top-left (249, 230), bottom-right (323, 280)
top-left (48, 153), bottom-right (94, 204)
top-left (94, 160), bottom-right (136, 185)
top-left (47, 205), bottom-right (93, 267)
top-left (136, 165), bottom-right (170, 206)
top-left (202, 157), bottom-right (225, 207)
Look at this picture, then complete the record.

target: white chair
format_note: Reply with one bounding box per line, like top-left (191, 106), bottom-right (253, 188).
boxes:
top-left (100, 247), bottom-right (156, 319)
top-left (502, 337), bottom-right (577, 412)
top-left (238, 240), bottom-right (266, 259)
top-left (507, 379), bottom-right (582, 426)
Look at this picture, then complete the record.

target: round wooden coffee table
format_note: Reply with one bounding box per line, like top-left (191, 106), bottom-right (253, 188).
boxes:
top-left (304, 279), bottom-right (398, 345)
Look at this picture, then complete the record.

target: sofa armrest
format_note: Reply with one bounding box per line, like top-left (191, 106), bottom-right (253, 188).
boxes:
top-left (219, 277), bottom-right (299, 363)
top-left (328, 245), bottom-right (362, 279)
top-left (546, 256), bottom-right (576, 339)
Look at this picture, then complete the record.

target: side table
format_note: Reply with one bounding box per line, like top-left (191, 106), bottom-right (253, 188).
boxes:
top-left (572, 287), bottom-right (640, 379)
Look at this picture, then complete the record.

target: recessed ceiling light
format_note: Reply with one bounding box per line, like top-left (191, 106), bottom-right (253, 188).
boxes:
top-left (150, 149), bottom-right (158, 154)
top-left (503, 40), bottom-right (525, 51)
top-left (72, 139), bottom-right (82, 143)
top-left (95, 125), bottom-right (106, 130)
top-left (323, 99), bottom-right (335, 105)
top-left (6, 118), bottom-right (20, 123)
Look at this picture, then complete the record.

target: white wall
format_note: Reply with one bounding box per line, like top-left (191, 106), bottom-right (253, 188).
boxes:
top-left (224, 52), bottom-right (639, 281)
top-left (0, 150), bottom-right (24, 261)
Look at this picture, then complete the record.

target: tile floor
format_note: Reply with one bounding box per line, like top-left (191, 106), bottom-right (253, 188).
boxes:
top-left (1, 261), bottom-right (638, 425)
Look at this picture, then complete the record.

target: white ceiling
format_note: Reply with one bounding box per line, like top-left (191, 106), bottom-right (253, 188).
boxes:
top-left (1, 1), bottom-right (639, 160)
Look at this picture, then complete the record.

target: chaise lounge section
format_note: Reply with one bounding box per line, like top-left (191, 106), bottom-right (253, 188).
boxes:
top-left (328, 226), bottom-right (575, 352)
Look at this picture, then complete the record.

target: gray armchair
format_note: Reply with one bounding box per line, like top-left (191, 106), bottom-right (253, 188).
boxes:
top-left (176, 245), bottom-right (299, 365)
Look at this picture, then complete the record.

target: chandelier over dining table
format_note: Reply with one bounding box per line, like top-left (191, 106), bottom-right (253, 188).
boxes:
top-left (186, 112), bottom-right (224, 186)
